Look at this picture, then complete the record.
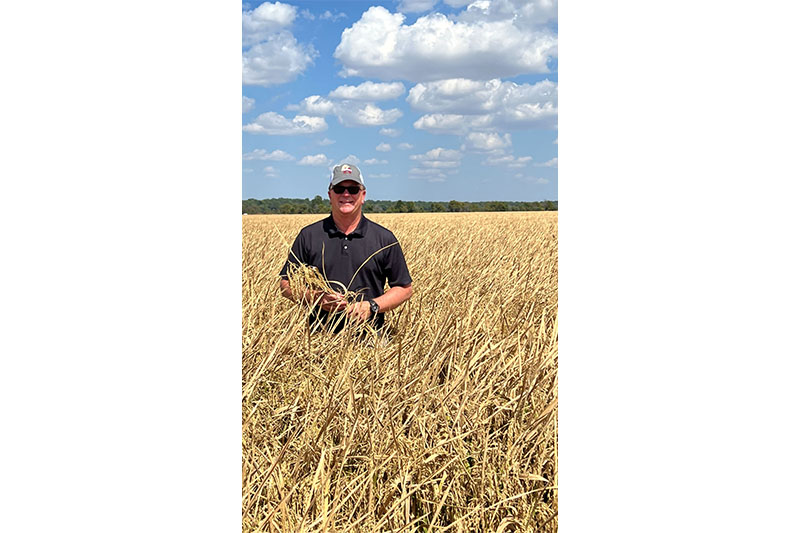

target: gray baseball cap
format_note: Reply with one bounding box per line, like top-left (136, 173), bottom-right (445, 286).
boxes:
top-left (329, 164), bottom-right (365, 188)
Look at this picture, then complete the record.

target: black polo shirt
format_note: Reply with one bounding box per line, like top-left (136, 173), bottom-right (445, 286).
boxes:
top-left (279, 214), bottom-right (412, 330)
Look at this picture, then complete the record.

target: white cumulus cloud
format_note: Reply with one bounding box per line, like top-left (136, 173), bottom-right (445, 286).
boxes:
top-left (462, 132), bottom-right (512, 151)
top-left (338, 155), bottom-right (361, 166)
top-left (329, 81), bottom-right (405, 100)
top-left (242, 148), bottom-right (295, 160)
top-left (397, 142), bottom-right (413, 150)
top-left (242, 1), bottom-right (296, 46)
top-left (243, 32), bottom-right (317, 87)
top-left (380, 128), bottom-right (402, 137)
top-left (376, 143), bottom-right (391, 152)
top-left (409, 79), bottom-right (558, 131)
top-left (334, 5), bottom-right (557, 82)
top-left (484, 154), bottom-right (532, 168)
top-left (320, 10), bottom-right (347, 21)
top-left (507, 157), bottom-right (532, 169)
top-left (409, 147), bottom-right (462, 178)
top-left (243, 96), bottom-right (255, 113)
top-left (298, 154), bottom-right (332, 166)
top-left (515, 175), bottom-right (550, 184)
top-left (534, 157), bottom-right (558, 167)
top-left (412, 113), bottom-right (492, 135)
top-left (264, 166), bottom-right (278, 177)
top-left (495, 101), bottom-right (558, 130)
top-left (410, 147), bottom-right (463, 161)
top-left (288, 97), bottom-right (402, 127)
top-left (407, 78), bottom-right (496, 113)
top-left (457, 0), bottom-right (558, 26)
top-left (318, 138), bottom-right (335, 145)
top-left (288, 95), bottom-right (337, 115)
top-left (364, 158), bottom-right (389, 164)
top-left (409, 79), bottom-right (556, 114)
top-left (420, 160), bottom-right (460, 168)
top-left (339, 103), bottom-right (402, 127)
top-left (243, 112), bottom-right (327, 135)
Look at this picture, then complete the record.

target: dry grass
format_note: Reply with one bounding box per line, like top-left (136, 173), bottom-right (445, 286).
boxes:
top-left (243, 212), bottom-right (558, 532)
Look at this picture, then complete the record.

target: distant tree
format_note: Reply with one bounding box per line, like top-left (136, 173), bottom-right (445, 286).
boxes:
top-left (311, 195), bottom-right (327, 213)
top-left (448, 200), bottom-right (468, 212)
top-left (243, 197), bottom-right (556, 214)
top-left (486, 201), bottom-right (508, 211)
top-left (242, 199), bottom-right (260, 214)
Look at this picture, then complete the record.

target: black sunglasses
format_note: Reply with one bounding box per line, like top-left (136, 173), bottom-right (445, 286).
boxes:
top-left (330, 185), bottom-right (363, 194)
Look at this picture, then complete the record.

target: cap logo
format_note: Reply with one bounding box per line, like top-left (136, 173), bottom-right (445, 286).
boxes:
top-left (341, 165), bottom-right (352, 174)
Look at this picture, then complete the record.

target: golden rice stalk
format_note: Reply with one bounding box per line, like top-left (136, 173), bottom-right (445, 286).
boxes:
top-left (243, 212), bottom-right (559, 532)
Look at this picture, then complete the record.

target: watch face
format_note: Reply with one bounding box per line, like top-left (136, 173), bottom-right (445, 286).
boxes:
top-left (370, 301), bottom-right (379, 314)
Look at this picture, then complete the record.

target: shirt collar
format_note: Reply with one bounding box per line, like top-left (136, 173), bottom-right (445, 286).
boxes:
top-left (323, 214), bottom-right (369, 237)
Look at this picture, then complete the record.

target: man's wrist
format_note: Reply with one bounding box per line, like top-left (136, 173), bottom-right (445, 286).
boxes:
top-left (368, 299), bottom-right (380, 316)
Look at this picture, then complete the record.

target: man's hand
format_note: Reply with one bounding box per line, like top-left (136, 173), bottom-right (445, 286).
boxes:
top-left (317, 291), bottom-right (347, 312)
top-left (345, 300), bottom-right (372, 322)
top-left (281, 279), bottom-right (348, 312)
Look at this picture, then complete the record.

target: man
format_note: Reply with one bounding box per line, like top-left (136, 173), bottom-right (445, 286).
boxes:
top-left (279, 164), bottom-right (413, 332)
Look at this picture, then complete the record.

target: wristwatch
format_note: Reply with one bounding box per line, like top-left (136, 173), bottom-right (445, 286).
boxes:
top-left (368, 299), bottom-right (380, 317)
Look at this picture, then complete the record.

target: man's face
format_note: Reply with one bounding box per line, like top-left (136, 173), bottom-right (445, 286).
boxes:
top-left (328, 180), bottom-right (365, 216)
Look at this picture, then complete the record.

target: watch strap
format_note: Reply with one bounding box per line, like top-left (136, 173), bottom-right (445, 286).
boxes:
top-left (368, 299), bottom-right (380, 316)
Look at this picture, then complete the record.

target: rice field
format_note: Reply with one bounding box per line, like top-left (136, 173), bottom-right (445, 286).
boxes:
top-left (242, 211), bottom-right (558, 532)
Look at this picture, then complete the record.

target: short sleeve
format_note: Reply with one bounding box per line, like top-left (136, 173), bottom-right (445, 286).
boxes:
top-left (278, 232), bottom-right (306, 279)
top-left (383, 239), bottom-right (412, 287)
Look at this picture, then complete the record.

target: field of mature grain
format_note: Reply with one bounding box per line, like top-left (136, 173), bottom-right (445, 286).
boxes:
top-left (242, 212), bottom-right (558, 532)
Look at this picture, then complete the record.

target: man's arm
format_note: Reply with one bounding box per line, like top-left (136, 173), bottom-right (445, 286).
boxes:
top-left (346, 283), bottom-right (413, 322)
top-left (375, 284), bottom-right (413, 313)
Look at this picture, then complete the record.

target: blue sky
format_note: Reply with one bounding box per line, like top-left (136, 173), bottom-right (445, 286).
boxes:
top-left (242, 0), bottom-right (558, 202)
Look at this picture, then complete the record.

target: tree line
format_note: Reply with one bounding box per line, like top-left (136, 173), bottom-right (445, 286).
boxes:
top-left (243, 197), bottom-right (557, 215)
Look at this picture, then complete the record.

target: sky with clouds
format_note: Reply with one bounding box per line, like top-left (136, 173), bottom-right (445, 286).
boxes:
top-left (242, 0), bottom-right (557, 202)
